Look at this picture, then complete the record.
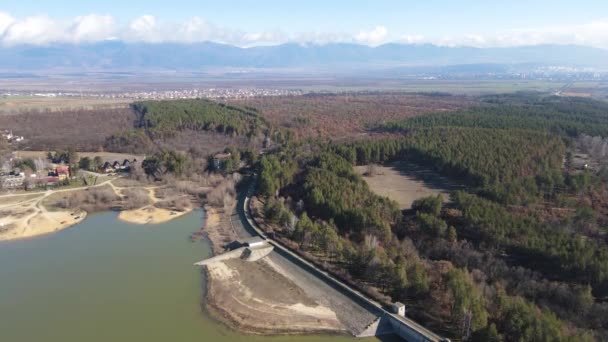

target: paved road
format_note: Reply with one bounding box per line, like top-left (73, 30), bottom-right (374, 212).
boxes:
top-left (236, 175), bottom-right (446, 341)
top-left (228, 177), bottom-right (379, 335)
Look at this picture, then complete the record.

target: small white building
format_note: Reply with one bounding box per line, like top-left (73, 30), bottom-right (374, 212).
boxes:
top-left (242, 237), bottom-right (266, 249)
top-left (1, 130), bottom-right (24, 143)
top-left (212, 153), bottom-right (232, 170)
top-left (1, 173), bottom-right (25, 189)
top-left (390, 302), bottom-right (406, 317)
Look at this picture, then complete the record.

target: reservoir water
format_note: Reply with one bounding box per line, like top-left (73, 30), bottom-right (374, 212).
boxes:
top-left (0, 210), bottom-right (369, 342)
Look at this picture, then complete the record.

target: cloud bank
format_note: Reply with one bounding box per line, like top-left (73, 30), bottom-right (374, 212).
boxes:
top-left (0, 12), bottom-right (607, 49)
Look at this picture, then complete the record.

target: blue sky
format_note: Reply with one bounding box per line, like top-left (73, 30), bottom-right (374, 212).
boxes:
top-left (1, 0), bottom-right (608, 47)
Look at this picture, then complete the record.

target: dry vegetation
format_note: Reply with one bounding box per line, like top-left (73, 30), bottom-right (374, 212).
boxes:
top-left (0, 96), bottom-right (131, 113)
top-left (230, 93), bottom-right (471, 140)
top-left (354, 162), bottom-right (457, 209)
top-left (121, 188), bottom-right (152, 209)
top-left (46, 186), bottom-right (120, 212)
top-left (153, 130), bottom-right (253, 154)
top-left (0, 105), bottom-right (136, 151)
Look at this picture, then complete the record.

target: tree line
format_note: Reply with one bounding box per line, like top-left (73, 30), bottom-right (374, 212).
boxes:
top-left (256, 142), bottom-right (596, 340)
top-left (252, 93), bottom-right (608, 340)
top-left (381, 95), bottom-right (608, 138)
top-left (133, 99), bottom-right (266, 138)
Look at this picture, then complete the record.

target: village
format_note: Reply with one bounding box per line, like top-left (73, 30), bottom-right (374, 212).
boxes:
top-left (0, 148), bottom-right (239, 192)
top-left (0, 151), bottom-right (138, 191)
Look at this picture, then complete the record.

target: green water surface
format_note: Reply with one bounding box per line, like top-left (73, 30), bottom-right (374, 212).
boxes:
top-left (0, 210), bottom-right (369, 342)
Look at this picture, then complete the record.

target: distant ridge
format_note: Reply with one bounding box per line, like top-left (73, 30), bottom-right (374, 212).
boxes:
top-left (0, 41), bottom-right (606, 71)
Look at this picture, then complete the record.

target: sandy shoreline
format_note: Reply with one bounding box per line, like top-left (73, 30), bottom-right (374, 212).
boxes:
top-left (118, 206), bottom-right (193, 225)
top-left (0, 182), bottom-right (194, 241)
top-left (0, 208), bottom-right (87, 241)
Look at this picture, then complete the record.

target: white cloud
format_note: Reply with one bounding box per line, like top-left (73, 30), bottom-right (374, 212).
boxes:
top-left (69, 14), bottom-right (116, 42)
top-left (128, 15), bottom-right (159, 42)
top-left (1, 13), bottom-right (116, 45)
top-left (2, 15), bottom-right (61, 45)
top-left (399, 18), bottom-right (608, 49)
top-left (178, 16), bottom-right (209, 41)
top-left (355, 26), bottom-right (388, 46)
top-left (0, 12), bottom-right (15, 36)
top-left (0, 12), bottom-right (607, 49)
top-left (292, 31), bottom-right (351, 45)
top-left (401, 34), bottom-right (425, 44)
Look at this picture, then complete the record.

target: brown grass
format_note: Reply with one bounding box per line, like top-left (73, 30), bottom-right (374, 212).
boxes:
top-left (355, 162), bottom-right (459, 209)
top-left (45, 185), bottom-right (119, 212)
top-left (121, 188), bottom-right (151, 209)
top-left (0, 97), bottom-right (131, 113)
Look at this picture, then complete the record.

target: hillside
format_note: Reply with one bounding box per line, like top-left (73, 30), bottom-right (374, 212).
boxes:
top-left (0, 42), bottom-right (607, 71)
top-left (254, 93), bottom-right (608, 341)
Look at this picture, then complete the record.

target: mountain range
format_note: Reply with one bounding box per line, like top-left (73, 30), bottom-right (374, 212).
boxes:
top-left (1, 41), bottom-right (607, 72)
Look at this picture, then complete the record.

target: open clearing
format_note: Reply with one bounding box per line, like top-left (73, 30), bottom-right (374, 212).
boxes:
top-left (355, 161), bottom-right (461, 209)
top-left (0, 96), bottom-right (130, 113)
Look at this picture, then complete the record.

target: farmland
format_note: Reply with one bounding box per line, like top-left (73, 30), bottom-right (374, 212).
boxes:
top-left (0, 96), bottom-right (130, 113)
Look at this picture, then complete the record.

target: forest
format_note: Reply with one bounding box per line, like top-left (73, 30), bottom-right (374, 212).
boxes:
top-left (132, 99), bottom-right (267, 137)
top-left (104, 99), bottom-right (275, 154)
top-left (255, 94), bottom-right (608, 341)
top-left (4, 92), bottom-right (607, 340)
top-left (381, 95), bottom-right (608, 137)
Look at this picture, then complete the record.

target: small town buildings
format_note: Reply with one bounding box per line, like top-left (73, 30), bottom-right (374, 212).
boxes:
top-left (102, 161), bottom-right (114, 173)
top-left (37, 176), bottom-right (60, 187)
top-left (122, 159), bottom-right (131, 169)
top-left (48, 165), bottom-right (70, 180)
top-left (0, 172), bottom-right (25, 189)
top-left (101, 159), bottom-right (137, 173)
top-left (55, 166), bottom-right (70, 180)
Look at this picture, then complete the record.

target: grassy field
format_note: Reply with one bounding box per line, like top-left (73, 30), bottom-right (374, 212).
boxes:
top-left (355, 161), bottom-right (461, 209)
top-left (0, 96), bottom-right (131, 113)
top-left (561, 81), bottom-right (608, 99)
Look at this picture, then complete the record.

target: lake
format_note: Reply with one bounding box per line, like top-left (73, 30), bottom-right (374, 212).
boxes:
top-left (0, 210), bottom-right (368, 342)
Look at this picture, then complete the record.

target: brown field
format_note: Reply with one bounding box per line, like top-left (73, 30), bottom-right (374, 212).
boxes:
top-left (0, 104), bottom-right (136, 151)
top-left (0, 96), bottom-right (131, 113)
top-left (561, 90), bottom-right (593, 98)
top-left (355, 161), bottom-right (461, 209)
top-left (229, 93), bottom-right (472, 140)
